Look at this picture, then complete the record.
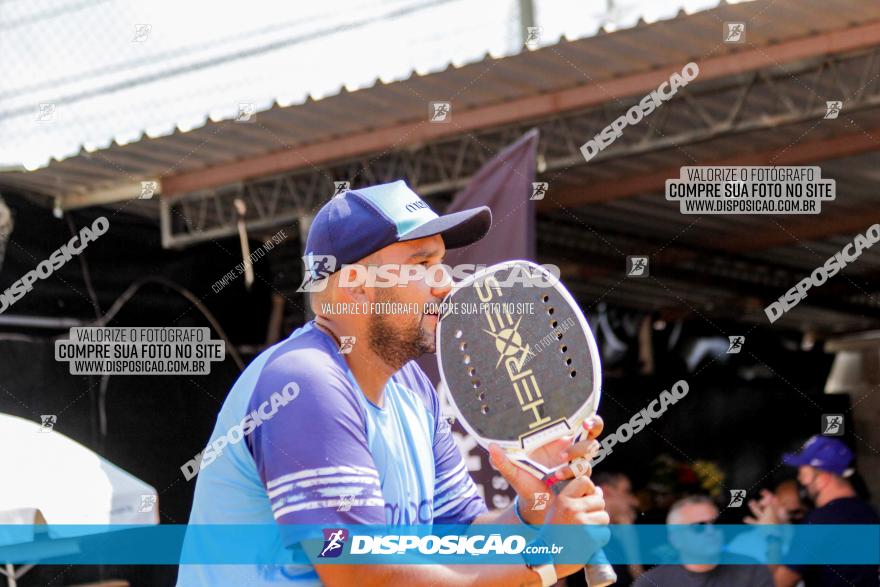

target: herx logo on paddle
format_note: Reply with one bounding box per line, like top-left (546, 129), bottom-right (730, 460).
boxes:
top-left (477, 274), bottom-right (550, 431)
top-left (319, 528), bottom-right (349, 558)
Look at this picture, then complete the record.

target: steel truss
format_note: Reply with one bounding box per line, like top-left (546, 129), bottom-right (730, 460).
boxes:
top-left (161, 47), bottom-right (880, 249)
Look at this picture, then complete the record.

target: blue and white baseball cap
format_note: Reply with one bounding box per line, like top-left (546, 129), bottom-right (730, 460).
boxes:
top-left (783, 435), bottom-right (854, 477)
top-left (305, 180), bottom-right (491, 268)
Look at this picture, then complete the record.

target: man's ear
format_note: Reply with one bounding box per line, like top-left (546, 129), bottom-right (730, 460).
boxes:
top-left (338, 266), bottom-right (369, 303)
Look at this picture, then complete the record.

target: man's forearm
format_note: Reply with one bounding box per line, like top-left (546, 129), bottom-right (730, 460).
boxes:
top-left (471, 502), bottom-right (524, 526)
top-left (472, 498), bottom-right (544, 527)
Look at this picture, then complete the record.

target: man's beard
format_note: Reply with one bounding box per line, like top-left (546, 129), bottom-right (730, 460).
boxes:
top-left (367, 291), bottom-right (435, 370)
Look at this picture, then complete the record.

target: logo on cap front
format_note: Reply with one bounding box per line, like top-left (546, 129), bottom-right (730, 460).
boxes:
top-left (405, 199), bottom-right (429, 213)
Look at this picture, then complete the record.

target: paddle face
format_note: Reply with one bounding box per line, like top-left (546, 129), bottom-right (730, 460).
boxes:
top-left (437, 260), bottom-right (602, 470)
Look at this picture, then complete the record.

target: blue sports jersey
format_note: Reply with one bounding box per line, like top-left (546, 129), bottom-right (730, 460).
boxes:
top-left (177, 322), bottom-right (487, 585)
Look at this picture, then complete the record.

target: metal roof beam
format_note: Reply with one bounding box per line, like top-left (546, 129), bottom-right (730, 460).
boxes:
top-left (722, 205), bottom-right (880, 252)
top-left (160, 21), bottom-right (880, 197)
top-left (549, 124), bottom-right (880, 208)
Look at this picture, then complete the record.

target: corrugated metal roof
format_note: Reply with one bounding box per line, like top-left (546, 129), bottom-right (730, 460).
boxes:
top-left (3, 0), bottom-right (880, 331)
top-left (4, 0), bottom-right (880, 198)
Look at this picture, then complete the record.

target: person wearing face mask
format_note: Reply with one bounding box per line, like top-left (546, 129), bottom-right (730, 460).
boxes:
top-left (746, 435), bottom-right (880, 587)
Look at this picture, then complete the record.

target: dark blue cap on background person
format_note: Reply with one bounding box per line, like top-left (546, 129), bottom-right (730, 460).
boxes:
top-left (304, 180), bottom-right (491, 276)
top-left (783, 435), bottom-right (854, 477)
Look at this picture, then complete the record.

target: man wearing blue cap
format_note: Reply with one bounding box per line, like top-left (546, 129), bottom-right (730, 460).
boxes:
top-left (746, 435), bottom-right (880, 586)
top-left (178, 180), bottom-right (609, 587)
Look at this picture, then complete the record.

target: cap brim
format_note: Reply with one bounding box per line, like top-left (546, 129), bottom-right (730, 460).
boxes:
top-left (399, 206), bottom-right (491, 249)
top-left (783, 453), bottom-right (808, 467)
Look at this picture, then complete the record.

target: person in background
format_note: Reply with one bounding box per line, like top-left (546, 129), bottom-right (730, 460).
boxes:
top-left (727, 479), bottom-right (807, 565)
top-left (774, 479), bottom-right (808, 523)
top-left (633, 495), bottom-right (773, 586)
top-left (746, 435), bottom-right (880, 587)
top-left (726, 479), bottom-right (806, 587)
top-left (566, 471), bottom-right (645, 586)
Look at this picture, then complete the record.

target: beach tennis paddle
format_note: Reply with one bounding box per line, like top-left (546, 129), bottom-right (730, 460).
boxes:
top-left (436, 260), bottom-right (616, 586)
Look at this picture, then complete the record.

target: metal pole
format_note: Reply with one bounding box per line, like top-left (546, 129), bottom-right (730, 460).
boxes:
top-left (518, 0), bottom-right (535, 45)
top-left (299, 213), bottom-right (314, 322)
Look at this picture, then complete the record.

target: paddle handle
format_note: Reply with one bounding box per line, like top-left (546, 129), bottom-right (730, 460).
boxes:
top-left (543, 457), bottom-right (616, 587)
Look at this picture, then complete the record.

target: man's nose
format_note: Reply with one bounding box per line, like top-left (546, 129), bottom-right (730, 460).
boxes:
top-left (430, 264), bottom-right (453, 298)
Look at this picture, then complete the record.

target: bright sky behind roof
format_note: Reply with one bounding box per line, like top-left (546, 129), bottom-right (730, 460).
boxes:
top-left (0, 0), bottom-right (737, 170)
